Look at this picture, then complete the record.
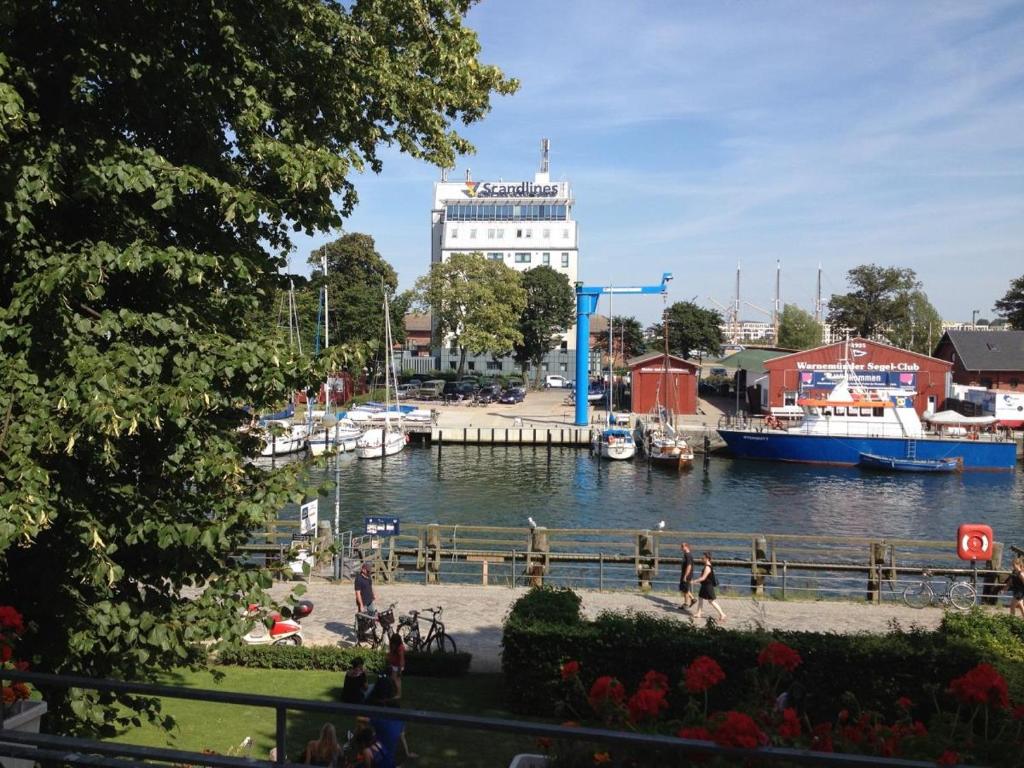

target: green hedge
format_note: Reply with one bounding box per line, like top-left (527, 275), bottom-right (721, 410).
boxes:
top-left (505, 585), bottom-right (582, 626)
top-left (216, 644), bottom-right (472, 677)
top-left (502, 595), bottom-right (992, 717)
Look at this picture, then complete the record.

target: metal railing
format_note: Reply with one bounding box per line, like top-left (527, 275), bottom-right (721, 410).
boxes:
top-left (0, 670), bottom-right (970, 767)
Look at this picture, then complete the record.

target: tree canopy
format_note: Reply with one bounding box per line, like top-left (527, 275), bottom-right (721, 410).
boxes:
top-left (0, 0), bottom-right (513, 733)
top-left (610, 316), bottom-right (648, 363)
top-left (415, 252), bottom-right (527, 374)
top-left (885, 290), bottom-right (943, 354)
top-left (512, 266), bottom-right (575, 385)
top-left (994, 274), bottom-right (1024, 330)
top-left (776, 304), bottom-right (822, 350)
top-left (650, 302), bottom-right (724, 359)
top-left (826, 265), bottom-right (920, 339)
top-left (308, 233), bottom-right (407, 349)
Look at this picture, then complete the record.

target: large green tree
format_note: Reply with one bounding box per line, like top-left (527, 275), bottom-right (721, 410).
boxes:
top-left (0, 0), bottom-right (513, 733)
top-left (776, 304), bottom-right (822, 350)
top-left (995, 274), bottom-right (1024, 330)
top-left (886, 290), bottom-right (943, 354)
top-left (512, 266), bottom-right (575, 385)
top-left (415, 252), bottom-right (526, 374)
top-left (827, 265), bottom-right (920, 339)
top-left (649, 302), bottom-right (724, 359)
top-left (611, 316), bottom-right (648, 363)
top-left (308, 233), bottom-right (406, 349)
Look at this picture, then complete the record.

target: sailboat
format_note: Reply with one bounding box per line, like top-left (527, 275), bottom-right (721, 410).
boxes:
top-left (356, 291), bottom-right (407, 459)
top-left (257, 281), bottom-right (310, 457)
top-left (308, 415), bottom-right (364, 456)
top-left (592, 294), bottom-right (636, 461)
top-left (637, 320), bottom-right (694, 466)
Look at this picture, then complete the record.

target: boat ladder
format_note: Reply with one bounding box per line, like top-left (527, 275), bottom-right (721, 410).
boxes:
top-left (906, 440), bottom-right (917, 459)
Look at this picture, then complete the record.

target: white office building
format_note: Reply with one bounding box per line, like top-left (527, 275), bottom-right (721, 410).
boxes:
top-left (427, 143), bottom-right (579, 377)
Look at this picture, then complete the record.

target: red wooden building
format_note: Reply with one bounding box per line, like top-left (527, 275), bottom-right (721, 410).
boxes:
top-left (760, 338), bottom-right (951, 416)
top-left (628, 352), bottom-right (698, 415)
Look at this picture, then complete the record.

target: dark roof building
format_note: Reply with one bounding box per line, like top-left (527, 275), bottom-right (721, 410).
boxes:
top-left (932, 330), bottom-right (1024, 391)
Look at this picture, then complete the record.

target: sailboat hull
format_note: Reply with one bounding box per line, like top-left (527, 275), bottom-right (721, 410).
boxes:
top-left (355, 428), bottom-right (407, 458)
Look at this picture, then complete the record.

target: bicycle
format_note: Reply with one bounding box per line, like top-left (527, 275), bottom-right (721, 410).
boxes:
top-left (902, 570), bottom-right (977, 610)
top-left (355, 602), bottom-right (398, 649)
top-left (396, 606), bottom-right (457, 653)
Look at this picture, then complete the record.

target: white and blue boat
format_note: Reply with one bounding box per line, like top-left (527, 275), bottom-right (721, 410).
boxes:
top-left (718, 373), bottom-right (1016, 471)
top-left (592, 427), bottom-right (636, 461)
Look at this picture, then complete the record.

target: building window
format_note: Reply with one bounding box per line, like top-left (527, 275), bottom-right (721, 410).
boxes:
top-left (487, 252), bottom-right (502, 261)
top-left (469, 229), bottom-right (477, 239)
top-left (560, 363), bottom-right (568, 372)
top-left (516, 228), bottom-right (523, 238)
top-left (561, 252), bottom-right (569, 268)
top-left (542, 228), bottom-right (550, 238)
top-left (449, 361), bottom-right (457, 370)
top-left (451, 228), bottom-right (458, 238)
top-left (563, 229), bottom-right (570, 239)
top-left (497, 228), bottom-right (504, 238)
top-left (524, 229), bottom-right (532, 239)
top-left (542, 252), bottom-right (550, 265)
top-left (486, 360), bottom-right (500, 370)
top-left (468, 361), bottom-right (475, 371)
top-left (487, 229), bottom-right (495, 239)
top-left (515, 252), bottom-right (531, 264)
top-left (541, 363), bottom-right (548, 371)
top-left (560, 340), bottom-right (568, 351)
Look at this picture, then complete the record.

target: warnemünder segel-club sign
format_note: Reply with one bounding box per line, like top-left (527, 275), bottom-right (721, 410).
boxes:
top-left (464, 180), bottom-right (561, 198)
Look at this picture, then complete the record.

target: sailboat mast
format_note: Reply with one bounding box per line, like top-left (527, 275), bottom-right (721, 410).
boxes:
top-left (608, 291), bottom-right (614, 419)
top-left (323, 254), bottom-right (329, 350)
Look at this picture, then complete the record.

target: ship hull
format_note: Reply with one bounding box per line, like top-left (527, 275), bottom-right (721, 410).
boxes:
top-left (717, 430), bottom-right (1016, 471)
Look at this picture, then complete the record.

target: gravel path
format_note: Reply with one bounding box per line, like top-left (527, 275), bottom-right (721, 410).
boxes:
top-left (268, 581), bottom-right (960, 673)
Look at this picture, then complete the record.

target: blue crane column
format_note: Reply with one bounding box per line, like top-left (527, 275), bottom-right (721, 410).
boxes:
top-left (573, 273), bottom-right (673, 426)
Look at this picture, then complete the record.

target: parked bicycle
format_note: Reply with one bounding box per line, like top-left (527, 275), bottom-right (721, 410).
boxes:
top-left (396, 606), bottom-right (457, 653)
top-left (355, 602), bottom-right (397, 648)
top-left (902, 570), bottom-right (977, 610)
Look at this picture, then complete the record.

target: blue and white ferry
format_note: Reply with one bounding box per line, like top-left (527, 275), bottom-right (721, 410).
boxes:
top-left (718, 375), bottom-right (1016, 471)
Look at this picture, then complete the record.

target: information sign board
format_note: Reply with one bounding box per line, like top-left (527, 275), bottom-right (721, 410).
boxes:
top-left (365, 516), bottom-right (400, 537)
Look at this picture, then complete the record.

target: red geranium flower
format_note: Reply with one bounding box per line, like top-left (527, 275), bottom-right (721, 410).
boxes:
top-left (638, 669), bottom-right (669, 692)
top-left (810, 722), bottom-right (834, 753)
top-left (778, 707), bottom-right (801, 740)
top-left (0, 607), bottom-right (25, 634)
top-left (561, 660), bottom-right (581, 680)
top-left (588, 676), bottom-right (626, 712)
top-left (712, 711), bottom-right (767, 750)
top-left (937, 750), bottom-right (960, 766)
top-left (684, 656), bottom-right (725, 694)
top-left (896, 696), bottom-right (912, 711)
top-left (1011, 703), bottom-right (1024, 721)
top-left (757, 641), bottom-right (802, 672)
top-left (0, 644), bottom-right (11, 664)
top-left (837, 709), bottom-right (849, 723)
top-left (627, 687), bottom-right (668, 723)
top-left (948, 663), bottom-right (1009, 709)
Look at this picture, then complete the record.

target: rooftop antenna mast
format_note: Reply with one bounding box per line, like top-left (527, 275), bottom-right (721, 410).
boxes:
top-left (815, 263), bottom-right (823, 324)
top-left (539, 138), bottom-right (550, 174)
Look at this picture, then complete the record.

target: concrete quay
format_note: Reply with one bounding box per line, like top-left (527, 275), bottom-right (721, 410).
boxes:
top-left (268, 580), bottom-right (953, 673)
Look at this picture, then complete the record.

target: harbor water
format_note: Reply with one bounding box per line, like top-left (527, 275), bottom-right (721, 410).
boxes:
top-left (283, 446), bottom-right (1024, 547)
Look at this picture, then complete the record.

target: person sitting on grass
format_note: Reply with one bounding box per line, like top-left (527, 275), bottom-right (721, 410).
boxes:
top-left (341, 657), bottom-right (369, 704)
top-left (342, 725), bottom-right (383, 768)
top-left (304, 722), bottom-right (343, 766)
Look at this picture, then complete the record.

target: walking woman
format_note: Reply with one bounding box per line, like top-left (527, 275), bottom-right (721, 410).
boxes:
top-left (693, 551), bottom-right (727, 623)
top-left (1009, 557), bottom-right (1024, 620)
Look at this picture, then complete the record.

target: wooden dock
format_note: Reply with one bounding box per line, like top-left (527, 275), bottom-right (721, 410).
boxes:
top-left (429, 426), bottom-right (591, 446)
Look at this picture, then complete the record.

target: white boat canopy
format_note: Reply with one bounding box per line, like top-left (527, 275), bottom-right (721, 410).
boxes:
top-left (924, 410), bottom-right (998, 426)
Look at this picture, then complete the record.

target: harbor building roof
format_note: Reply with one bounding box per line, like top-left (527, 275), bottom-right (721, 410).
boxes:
top-left (933, 330), bottom-right (1024, 372)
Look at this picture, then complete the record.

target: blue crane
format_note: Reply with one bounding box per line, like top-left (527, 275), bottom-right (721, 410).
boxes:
top-left (572, 272), bottom-right (673, 426)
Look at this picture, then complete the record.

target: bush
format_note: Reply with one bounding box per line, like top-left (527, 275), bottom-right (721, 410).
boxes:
top-left (940, 609), bottom-right (1024, 701)
top-left (506, 586), bottom-right (583, 626)
top-left (215, 644), bottom-right (472, 677)
top-left (501, 597), bottom-right (989, 717)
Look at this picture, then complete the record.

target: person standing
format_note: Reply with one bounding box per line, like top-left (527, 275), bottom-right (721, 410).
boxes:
top-left (1008, 557), bottom-right (1024, 620)
top-left (693, 551), bottom-right (727, 623)
top-left (355, 561), bottom-right (376, 614)
top-left (679, 542), bottom-right (694, 609)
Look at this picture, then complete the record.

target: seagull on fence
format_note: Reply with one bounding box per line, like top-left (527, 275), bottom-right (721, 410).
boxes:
top-left (528, 516), bottom-right (537, 529)
top-left (656, 520), bottom-right (666, 530)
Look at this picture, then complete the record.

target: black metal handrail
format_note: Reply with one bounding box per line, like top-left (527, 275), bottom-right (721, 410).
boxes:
top-left (0, 669), bottom-right (968, 767)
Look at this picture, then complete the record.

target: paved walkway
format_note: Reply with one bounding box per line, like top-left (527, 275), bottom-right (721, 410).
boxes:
top-left (269, 581), bottom-right (955, 673)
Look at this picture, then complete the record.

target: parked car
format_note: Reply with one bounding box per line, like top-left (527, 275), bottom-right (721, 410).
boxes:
top-left (506, 376), bottom-right (526, 390)
top-left (418, 380), bottom-right (445, 400)
top-left (545, 375), bottom-right (568, 388)
top-left (498, 387), bottom-right (526, 404)
top-left (475, 384), bottom-right (502, 404)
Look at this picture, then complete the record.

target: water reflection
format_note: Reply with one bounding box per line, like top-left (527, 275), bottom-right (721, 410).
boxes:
top-left (284, 447), bottom-right (1022, 544)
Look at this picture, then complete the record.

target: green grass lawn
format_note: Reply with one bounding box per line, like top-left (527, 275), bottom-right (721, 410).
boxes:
top-left (108, 667), bottom-right (537, 767)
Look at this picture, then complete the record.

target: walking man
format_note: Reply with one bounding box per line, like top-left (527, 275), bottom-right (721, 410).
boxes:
top-left (679, 542), bottom-right (694, 609)
top-left (354, 561), bottom-right (376, 644)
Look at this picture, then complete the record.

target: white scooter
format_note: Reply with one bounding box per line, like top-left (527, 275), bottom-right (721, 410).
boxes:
top-left (241, 600), bottom-right (313, 646)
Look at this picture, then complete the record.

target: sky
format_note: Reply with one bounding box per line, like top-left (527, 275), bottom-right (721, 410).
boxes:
top-left (291, 0), bottom-right (1024, 327)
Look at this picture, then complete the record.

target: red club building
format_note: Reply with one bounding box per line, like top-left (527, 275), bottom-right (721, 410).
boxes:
top-left (628, 352), bottom-right (699, 415)
top-left (760, 338), bottom-right (951, 416)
